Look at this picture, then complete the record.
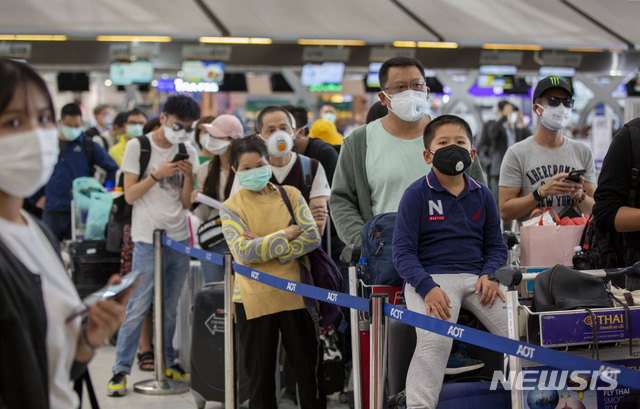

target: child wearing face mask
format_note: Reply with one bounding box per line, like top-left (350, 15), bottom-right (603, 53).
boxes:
top-left (191, 114), bottom-right (244, 283)
top-left (0, 58), bottom-right (136, 409)
top-left (219, 136), bottom-right (326, 409)
top-left (392, 115), bottom-right (508, 409)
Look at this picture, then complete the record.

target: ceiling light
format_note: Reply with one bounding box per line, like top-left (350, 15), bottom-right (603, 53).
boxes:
top-left (297, 39), bottom-right (366, 46)
top-left (482, 43), bottom-right (542, 51)
top-left (96, 35), bottom-right (171, 42)
top-left (567, 46), bottom-right (604, 52)
top-left (0, 34), bottom-right (67, 41)
top-left (393, 41), bottom-right (416, 48)
top-left (199, 36), bottom-right (272, 44)
top-left (417, 41), bottom-right (458, 49)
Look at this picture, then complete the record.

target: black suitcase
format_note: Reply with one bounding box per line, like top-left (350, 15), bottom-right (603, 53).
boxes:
top-left (65, 240), bottom-right (120, 298)
top-left (190, 283), bottom-right (250, 408)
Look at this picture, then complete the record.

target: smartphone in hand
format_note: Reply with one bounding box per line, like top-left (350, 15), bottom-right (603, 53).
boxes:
top-left (565, 169), bottom-right (586, 183)
top-left (172, 153), bottom-right (189, 163)
top-left (66, 271), bottom-right (141, 322)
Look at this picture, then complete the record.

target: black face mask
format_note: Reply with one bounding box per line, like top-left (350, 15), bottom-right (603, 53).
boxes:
top-left (429, 144), bottom-right (472, 176)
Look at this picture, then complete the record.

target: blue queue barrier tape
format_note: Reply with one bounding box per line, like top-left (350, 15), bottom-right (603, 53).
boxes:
top-left (161, 235), bottom-right (640, 389)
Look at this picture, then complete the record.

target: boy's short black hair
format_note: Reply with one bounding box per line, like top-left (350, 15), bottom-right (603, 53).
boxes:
top-left (230, 134), bottom-right (270, 169)
top-left (282, 105), bottom-right (308, 130)
top-left (113, 111), bottom-right (128, 129)
top-left (61, 103), bottom-right (82, 118)
top-left (163, 94), bottom-right (200, 121)
top-left (93, 104), bottom-right (109, 117)
top-left (255, 106), bottom-right (293, 133)
top-left (423, 115), bottom-right (473, 150)
top-left (126, 108), bottom-right (146, 122)
top-left (378, 56), bottom-right (426, 90)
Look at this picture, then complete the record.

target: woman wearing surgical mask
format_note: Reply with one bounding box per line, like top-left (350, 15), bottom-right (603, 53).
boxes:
top-left (219, 136), bottom-right (325, 409)
top-left (0, 58), bottom-right (136, 409)
top-left (194, 114), bottom-right (215, 164)
top-left (191, 114), bottom-right (244, 283)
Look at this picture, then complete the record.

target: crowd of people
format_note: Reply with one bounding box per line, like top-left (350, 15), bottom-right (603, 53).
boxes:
top-left (2, 54), bottom-right (640, 409)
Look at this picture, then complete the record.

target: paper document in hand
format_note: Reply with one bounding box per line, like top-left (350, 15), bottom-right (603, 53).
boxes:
top-left (195, 193), bottom-right (222, 209)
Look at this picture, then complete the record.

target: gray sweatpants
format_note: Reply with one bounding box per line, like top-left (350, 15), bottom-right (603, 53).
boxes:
top-left (404, 274), bottom-right (508, 409)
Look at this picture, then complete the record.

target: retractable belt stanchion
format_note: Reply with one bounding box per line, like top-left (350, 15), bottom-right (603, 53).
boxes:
top-left (369, 293), bottom-right (388, 409)
top-left (134, 229), bottom-right (190, 395)
top-left (224, 252), bottom-right (238, 409)
top-left (349, 264), bottom-right (363, 409)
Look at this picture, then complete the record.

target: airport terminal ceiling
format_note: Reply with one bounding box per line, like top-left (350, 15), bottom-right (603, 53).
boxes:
top-left (2, 0), bottom-right (640, 73)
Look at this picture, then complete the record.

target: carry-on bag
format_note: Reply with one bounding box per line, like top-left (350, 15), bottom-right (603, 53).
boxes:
top-left (64, 240), bottom-right (120, 298)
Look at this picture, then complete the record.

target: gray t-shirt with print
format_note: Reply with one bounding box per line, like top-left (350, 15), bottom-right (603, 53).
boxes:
top-left (499, 135), bottom-right (596, 224)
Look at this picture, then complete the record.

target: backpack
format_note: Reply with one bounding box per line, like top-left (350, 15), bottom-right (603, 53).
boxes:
top-left (359, 212), bottom-right (403, 286)
top-left (574, 122), bottom-right (640, 270)
top-left (105, 136), bottom-right (186, 253)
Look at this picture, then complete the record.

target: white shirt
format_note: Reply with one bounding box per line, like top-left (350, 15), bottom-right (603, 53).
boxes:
top-left (0, 211), bottom-right (83, 409)
top-left (230, 152), bottom-right (331, 199)
top-left (120, 133), bottom-right (199, 244)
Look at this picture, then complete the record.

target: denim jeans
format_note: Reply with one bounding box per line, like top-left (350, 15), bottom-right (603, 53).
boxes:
top-left (42, 211), bottom-right (72, 241)
top-left (112, 239), bottom-right (190, 374)
top-left (200, 240), bottom-right (228, 283)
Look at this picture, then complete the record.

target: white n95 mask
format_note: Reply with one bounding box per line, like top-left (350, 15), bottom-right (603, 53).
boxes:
top-left (536, 104), bottom-right (572, 131)
top-left (0, 127), bottom-right (60, 197)
top-left (383, 90), bottom-right (428, 122)
top-left (264, 130), bottom-right (293, 158)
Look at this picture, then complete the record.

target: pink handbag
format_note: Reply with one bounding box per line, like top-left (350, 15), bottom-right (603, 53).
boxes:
top-left (520, 207), bottom-right (585, 267)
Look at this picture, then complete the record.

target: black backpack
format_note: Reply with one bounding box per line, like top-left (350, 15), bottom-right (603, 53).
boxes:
top-left (574, 122), bottom-right (640, 270)
top-left (105, 136), bottom-right (186, 253)
top-left (359, 212), bottom-right (402, 286)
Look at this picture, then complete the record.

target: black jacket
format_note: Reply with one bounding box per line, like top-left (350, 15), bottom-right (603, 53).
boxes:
top-left (593, 118), bottom-right (640, 253)
top-left (0, 217), bottom-right (86, 409)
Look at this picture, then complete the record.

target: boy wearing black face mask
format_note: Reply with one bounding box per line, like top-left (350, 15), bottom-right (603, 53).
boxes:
top-left (392, 115), bottom-right (508, 409)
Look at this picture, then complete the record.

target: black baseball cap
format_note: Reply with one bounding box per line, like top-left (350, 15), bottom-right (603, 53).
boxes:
top-left (533, 76), bottom-right (574, 100)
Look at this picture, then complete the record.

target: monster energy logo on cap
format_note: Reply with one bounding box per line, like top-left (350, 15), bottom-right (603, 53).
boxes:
top-left (550, 77), bottom-right (560, 86)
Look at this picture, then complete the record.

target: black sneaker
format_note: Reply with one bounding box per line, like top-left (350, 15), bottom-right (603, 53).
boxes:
top-left (107, 372), bottom-right (127, 396)
top-left (444, 344), bottom-right (484, 375)
top-left (166, 364), bottom-right (190, 380)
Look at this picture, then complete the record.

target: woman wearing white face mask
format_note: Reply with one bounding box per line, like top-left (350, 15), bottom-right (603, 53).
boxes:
top-left (191, 114), bottom-right (244, 283)
top-left (0, 59), bottom-right (137, 409)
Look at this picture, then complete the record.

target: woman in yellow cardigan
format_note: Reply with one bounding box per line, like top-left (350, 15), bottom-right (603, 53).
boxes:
top-left (220, 135), bottom-right (325, 409)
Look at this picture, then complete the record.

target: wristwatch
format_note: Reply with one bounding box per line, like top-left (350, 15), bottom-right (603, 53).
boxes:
top-left (532, 188), bottom-right (543, 202)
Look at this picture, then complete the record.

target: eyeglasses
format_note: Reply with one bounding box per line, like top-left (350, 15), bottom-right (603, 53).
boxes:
top-left (169, 123), bottom-right (195, 133)
top-left (381, 82), bottom-right (428, 94)
top-left (546, 96), bottom-right (574, 108)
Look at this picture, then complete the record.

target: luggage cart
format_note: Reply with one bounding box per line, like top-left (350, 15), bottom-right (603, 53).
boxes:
top-left (494, 263), bottom-right (640, 409)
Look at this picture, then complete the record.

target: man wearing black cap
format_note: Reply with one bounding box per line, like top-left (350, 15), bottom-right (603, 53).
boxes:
top-left (498, 76), bottom-right (596, 225)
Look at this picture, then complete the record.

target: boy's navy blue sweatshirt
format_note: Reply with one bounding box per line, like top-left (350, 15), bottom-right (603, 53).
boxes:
top-left (392, 170), bottom-right (507, 299)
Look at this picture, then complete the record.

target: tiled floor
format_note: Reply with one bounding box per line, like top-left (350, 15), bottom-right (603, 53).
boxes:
top-left (81, 345), bottom-right (350, 409)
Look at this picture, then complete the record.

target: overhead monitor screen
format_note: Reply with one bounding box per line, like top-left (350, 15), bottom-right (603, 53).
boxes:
top-left (109, 61), bottom-right (154, 85)
top-left (300, 62), bottom-right (345, 86)
top-left (366, 62), bottom-right (383, 88)
top-left (181, 60), bottom-right (225, 83)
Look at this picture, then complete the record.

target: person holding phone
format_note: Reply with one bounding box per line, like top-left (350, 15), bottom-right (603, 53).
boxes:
top-left (0, 58), bottom-right (135, 409)
top-left (108, 94), bottom-right (200, 396)
top-left (499, 76), bottom-right (596, 225)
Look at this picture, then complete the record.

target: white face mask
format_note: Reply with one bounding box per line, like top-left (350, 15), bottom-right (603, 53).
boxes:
top-left (0, 128), bottom-right (60, 197)
top-left (382, 90), bottom-right (428, 122)
top-left (163, 125), bottom-right (192, 145)
top-left (263, 130), bottom-right (293, 158)
top-left (321, 112), bottom-right (336, 123)
top-left (201, 134), bottom-right (231, 156)
top-left (536, 103), bottom-right (572, 131)
top-left (508, 112), bottom-right (518, 124)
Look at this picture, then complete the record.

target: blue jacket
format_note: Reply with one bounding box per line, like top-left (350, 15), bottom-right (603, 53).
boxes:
top-left (392, 171), bottom-right (507, 298)
top-left (37, 134), bottom-right (118, 212)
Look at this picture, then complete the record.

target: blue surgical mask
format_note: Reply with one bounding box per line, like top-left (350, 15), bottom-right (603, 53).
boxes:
top-left (237, 165), bottom-right (272, 191)
top-left (61, 125), bottom-right (83, 141)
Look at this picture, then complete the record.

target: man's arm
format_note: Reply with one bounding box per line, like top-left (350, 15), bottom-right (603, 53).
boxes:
top-left (329, 142), bottom-right (366, 245)
top-left (309, 196), bottom-right (328, 236)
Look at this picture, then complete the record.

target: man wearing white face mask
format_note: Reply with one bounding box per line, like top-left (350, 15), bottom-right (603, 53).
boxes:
top-left (330, 56), bottom-right (486, 246)
top-left (230, 106), bottom-right (332, 236)
top-left (32, 103), bottom-right (118, 241)
top-left (499, 76), bottom-right (596, 225)
top-left (108, 94), bottom-right (200, 395)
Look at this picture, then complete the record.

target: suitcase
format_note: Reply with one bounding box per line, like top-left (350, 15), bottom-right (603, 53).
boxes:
top-left (173, 260), bottom-right (204, 373)
top-left (63, 240), bottom-right (120, 298)
top-left (190, 282), bottom-right (250, 408)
